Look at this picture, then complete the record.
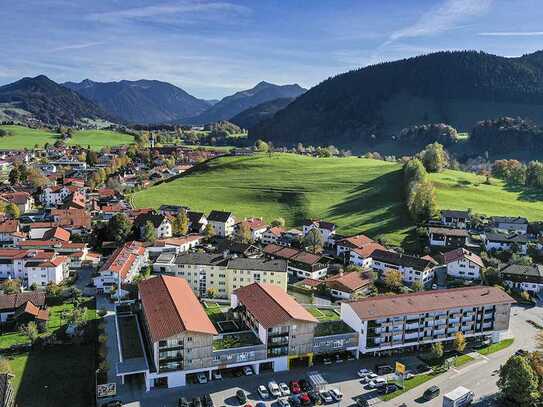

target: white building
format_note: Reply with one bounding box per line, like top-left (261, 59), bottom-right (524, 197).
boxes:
top-left (302, 220), bottom-right (336, 246)
top-left (501, 264), bottom-right (543, 295)
top-left (94, 242), bottom-right (147, 293)
top-left (483, 233), bottom-right (530, 254)
top-left (207, 211), bottom-right (236, 237)
top-left (135, 213), bottom-right (173, 240)
top-left (261, 226), bottom-right (285, 245)
top-left (26, 255), bottom-right (69, 287)
top-left (371, 249), bottom-right (435, 286)
top-left (440, 248), bottom-right (484, 280)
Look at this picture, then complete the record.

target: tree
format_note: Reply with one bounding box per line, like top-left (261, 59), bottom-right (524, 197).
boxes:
top-left (270, 217), bottom-right (285, 227)
top-left (0, 357), bottom-right (12, 374)
top-left (46, 282), bottom-right (62, 297)
top-left (142, 221), bottom-right (157, 244)
top-left (430, 342), bottom-right (444, 360)
top-left (204, 224), bottom-right (215, 238)
top-left (174, 211), bottom-right (189, 236)
top-left (498, 355), bottom-right (540, 406)
top-left (384, 269), bottom-right (403, 291)
top-left (255, 139), bottom-right (269, 152)
top-left (5, 203), bottom-right (20, 219)
top-left (421, 142), bottom-right (448, 173)
top-left (69, 306), bottom-right (88, 329)
top-left (237, 222), bottom-right (253, 243)
top-left (453, 332), bottom-right (466, 353)
top-left (19, 321), bottom-right (39, 344)
top-left (407, 179), bottom-right (437, 222)
top-left (511, 253), bottom-right (533, 266)
top-left (302, 228), bottom-right (324, 254)
top-left (108, 213), bottom-right (132, 244)
top-left (86, 150), bottom-right (98, 166)
top-left (2, 279), bottom-right (20, 295)
top-left (483, 266), bottom-right (501, 286)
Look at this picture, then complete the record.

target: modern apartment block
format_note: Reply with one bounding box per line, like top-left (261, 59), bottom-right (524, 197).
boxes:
top-left (341, 286), bottom-right (515, 355)
top-left (152, 253), bottom-right (288, 298)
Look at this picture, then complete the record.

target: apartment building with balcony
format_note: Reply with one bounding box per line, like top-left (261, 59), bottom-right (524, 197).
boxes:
top-left (152, 253), bottom-right (288, 298)
top-left (371, 249), bottom-right (435, 286)
top-left (340, 286), bottom-right (514, 355)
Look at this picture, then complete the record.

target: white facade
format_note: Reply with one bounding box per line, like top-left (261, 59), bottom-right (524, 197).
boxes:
top-left (302, 223), bottom-right (335, 246)
top-left (446, 259), bottom-right (481, 280)
top-left (208, 216), bottom-right (236, 237)
top-left (372, 260), bottom-right (434, 285)
top-left (349, 251), bottom-right (373, 268)
top-left (27, 260), bottom-right (69, 287)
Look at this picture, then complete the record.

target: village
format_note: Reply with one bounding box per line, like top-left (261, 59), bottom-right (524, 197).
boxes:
top-left (0, 139), bottom-right (537, 407)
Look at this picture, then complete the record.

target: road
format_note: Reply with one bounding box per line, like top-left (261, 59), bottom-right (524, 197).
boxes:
top-left (114, 304), bottom-right (540, 407)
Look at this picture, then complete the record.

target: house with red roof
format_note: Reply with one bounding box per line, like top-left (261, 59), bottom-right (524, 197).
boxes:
top-left (0, 220), bottom-right (25, 247)
top-left (0, 191), bottom-right (34, 213)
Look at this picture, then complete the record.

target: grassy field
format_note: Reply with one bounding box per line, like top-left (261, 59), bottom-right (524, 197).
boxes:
top-left (132, 153), bottom-right (543, 246)
top-left (477, 338), bottom-right (514, 356)
top-left (0, 125), bottom-right (134, 150)
top-left (306, 306), bottom-right (341, 321)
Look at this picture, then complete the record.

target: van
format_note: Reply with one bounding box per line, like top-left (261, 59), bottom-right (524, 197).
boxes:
top-left (423, 385), bottom-right (440, 400)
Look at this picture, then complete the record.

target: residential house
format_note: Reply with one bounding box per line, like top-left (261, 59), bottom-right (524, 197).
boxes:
top-left (0, 221), bottom-right (25, 247)
top-left (428, 227), bottom-right (469, 248)
top-left (491, 216), bottom-right (529, 234)
top-left (263, 244), bottom-right (329, 279)
top-left (187, 211), bottom-right (208, 234)
top-left (440, 210), bottom-right (471, 229)
top-left (349, 242), bottom-right (385, 268)
top-left (207, 211), bottom-right (236, 237)
top-left (235, 218), bottom-right (268, 241)
top-left (25, 255), bottom-right (69, 287)
top-left (261, 226), bottom-right (286, 245)
top-left (0, 291), bottom-right (45, 322)
top-left (483, 232), bottom-right (531, 254)
top-left (500, 264), bottom-right (543, 295)
top-left (146, 235), bottom-right (204, 259)
top-left (371, 249), bottom-right (435, 286)
top-left (325, 271), bottom-right (372, 300)
top-left (134, 212), bottom-right (173, 239)
top-left (0, 192), bottom-right (33, 214)
top-left (341, 286), bottom-right (515, 355)
top-left (336, 234), bottom-right (375, 257)
top-left (439, 248), bottom-right (484, 280)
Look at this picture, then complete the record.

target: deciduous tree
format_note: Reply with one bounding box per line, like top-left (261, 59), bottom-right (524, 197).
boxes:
top-left (498, 355), bottom-right (540, 406)
top-left (303, 228), bottom-right (324, 254)
top-left (453, 332), bottom-right (466, 353)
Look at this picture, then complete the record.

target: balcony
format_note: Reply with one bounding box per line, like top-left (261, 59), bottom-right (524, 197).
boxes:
top-left (213, 331), bottom-right (263, 351)
top-left (405, 323), bottom-right (419, 330)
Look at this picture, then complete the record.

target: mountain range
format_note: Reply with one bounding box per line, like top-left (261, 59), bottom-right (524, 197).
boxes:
top-left (0, 75), bottom-right (108, 125)
top-left (229, 97), bottom-right (295, 129)
top-left (63, 79), bottom-right (211, 124)
top-left (251, 50), bottom-right (543, 150)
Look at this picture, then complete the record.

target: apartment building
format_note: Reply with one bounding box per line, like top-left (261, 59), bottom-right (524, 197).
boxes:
top-left (439, 248), bottom-right (484, 280)
top-left (94, 241), bottom-right (147, 294)
top-left (152, 253), bottom-right (288, 298)
top-left (0, 249), bottom-right (69, 286)
top-left (207, 211), bottom-right (236, 237)
top-left (341, 286), bottom-right (515, 355)
top-left (371, 249), bottom-right (435, 286)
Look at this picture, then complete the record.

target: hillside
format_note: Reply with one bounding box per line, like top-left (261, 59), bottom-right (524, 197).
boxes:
top-left (64, 79), bottom-right (210, 124)
top-left (131, 154), bottom-right (543, 246)
top-left (0, 125), bottom-right (134, 150)
top-left (188, 82), bottom-right (306, 125)
top-left (230, 97), bottom-right (295, 129)
top-left (251, 50), bottom-right (543, 150)
top-left (0, 75), bottom-right (109, 125)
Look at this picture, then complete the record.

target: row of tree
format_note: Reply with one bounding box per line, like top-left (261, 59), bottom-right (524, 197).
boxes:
top-left (403, 158), bottom-right (437, 222)
top-left (491, 159), bottom-right (543, 188)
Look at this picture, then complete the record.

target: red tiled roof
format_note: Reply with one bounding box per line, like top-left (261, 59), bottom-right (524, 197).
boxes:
top-left (241, 218), bottom-right (267, 231)
top-left (154, 235), bottom-right (203, 247)
top-left (0, 220), bottom-right (18, 234)
top-left (100, 241), bottom-right (144, 280)
top-left (0, 292), bottom-right (45, 311)
top-left (325, 271), bottom-right (371, 293)
top-left (42, 227), bottom-right (70, 242)
top-left (266, 226), bottom-right (285, 237)
top-left (291, 251), bottom-right (321, 265)
top-left (346, 286), bottom-right (515, 320)
top-left (234, 282), bottom-right (318, 328)
top-left (300, 278), bottom-right (322, 287)
top-left (352, 242), bottom-right (385, 259)
top-left (440, 248), bottom-right (484, 268)
top-left (0, 192), bottom-right (31, 205)
top-left (139, 275), bottom-right (217, 342)
top-left (337, 234), bottom-right (375, 249)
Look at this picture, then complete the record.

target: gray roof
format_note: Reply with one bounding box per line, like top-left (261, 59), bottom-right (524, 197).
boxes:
top-left (208, 210), bottom-right (233, 222)
top-left (441, 209), bottom-right (470, 218)
top-left (372, 249), bottom-right (434, 271)
top-left (227, 257), bottom-right (288, 273)
top-left (155, 252), bottom-right (176, 264)
top-left (485, 232), bottom-right (530, 244)
top-left (174, 253), bottom-right (228, 266)
top-left (491, 216), bottom-right (528, 225)
top-left (501, 264), bottom-right (543, 278)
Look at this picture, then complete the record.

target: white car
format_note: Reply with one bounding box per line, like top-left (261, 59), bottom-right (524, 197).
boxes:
top-left (329, 388), bottom-right (343, 401)
top-left (258, 385), bottom-right (270, 399)
top-left (368, 377), bottom-right (386, 389)
top-left (268, 381), bottom-right (281, 397)
top-left (279, 382), bottom-right (291, 396)
top-left (323, 357), bottom-right (332, 365)
top-left (319, 390), bottom-right (333, 404)
top-left (278, 399), bottom-right (290, 407)
top-left (357, 368), bottom-right (370, 377)
top-left (212, 370), bottom-right (222, 380)
top-left (196, 372), bottom-right (208, 384)
top-left (243, 366), bottom-right (254, 376)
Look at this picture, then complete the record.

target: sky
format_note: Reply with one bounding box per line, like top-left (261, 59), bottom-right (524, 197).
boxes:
top-left (2, 0), bottom-right (543, 99)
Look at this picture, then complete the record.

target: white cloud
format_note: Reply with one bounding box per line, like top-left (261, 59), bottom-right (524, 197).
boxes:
top-left (384, 0), bottom-right (493, 46)
top-left (478, 31), bottom-right (543, 36)
top-left (88, 1), bottom-right (251, 24)
top-left (50, 42), bottom-right (103, 52)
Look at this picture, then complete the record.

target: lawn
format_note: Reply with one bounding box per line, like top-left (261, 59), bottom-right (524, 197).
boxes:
top-left (380, 371), bottom-right (439, 401)
top-left (453, 354), bottom-right (475, 367)
top-left (478, 338), bottom-right (515, 356)
top-left (0, 125), bottom-right (134, 150)
top-left (306, 306), bottom-right (341, 321)
top-left (132, 153), bottom-right (543, 247)
top-left (0, 297), bottom-right (99, 407)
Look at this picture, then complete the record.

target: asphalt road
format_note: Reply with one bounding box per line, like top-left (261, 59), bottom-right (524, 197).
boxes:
top-left (117, 304), bottom-right (540, 407)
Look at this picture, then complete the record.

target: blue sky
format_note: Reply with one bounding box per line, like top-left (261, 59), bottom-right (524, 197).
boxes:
top-left (2, 0), bottom-right (543, 99)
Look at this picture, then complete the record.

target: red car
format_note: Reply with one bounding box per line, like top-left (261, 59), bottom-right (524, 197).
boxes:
top-left (290, 381), bottom-right (301, 394)
top-left (299, 393), bottom-right (311, 406)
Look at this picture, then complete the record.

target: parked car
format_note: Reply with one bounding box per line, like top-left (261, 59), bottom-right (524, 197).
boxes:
top-left (404, 370), bottom-right (414, 380)
top-left (378, 384), bottom-right (398, 395)
top-left (307, 391), bottom-right (321, 405)
top-left (335, 354), bottom-right (343, 363)
top-left (319, 391), bottom-right (333, 404)
top-left (416, 363), bottom-right (431, 374)
top-left (290, 381), bottom-right (301, 394)
top-left (422, 385), bottom-right (440, 401)
top-left (323, 357), bottom-right (332, 365)
top-left (236, 390), bottom-right (247, 404)
top-left (268, 381), bottom-right (281, 398)
top-left (329, 388), bottom-right (343, 401)
top-left (278, 398), bottom-right (290, 407)
top-left (101, 401), bottom-right (122, 407)
top-left (197, 373), bottom-right (208, 384)
top-left (279, 382), bottom-right (291, 396)
top-left (193, 397), bottom-right (203, 407)
top-left (288, 395), bottom-right (301, 407)
top-left (243, 366), bottom-right (254, 376)
top-left (256, 402), bottom-right (266, 407)
top-left (515, 349), bottom-right (528, 356)
top-left (299, 393), bottom-right (311, 406)
top-left (375, 364), bottom-right (394, 375)
top-left (361, 373), bottom-right (378, 384)
top-left (299, 379), bottom-right (312, 392)
top-left (367, 377), bottom-right (387, 389)
top-left (357, 368), bottom-right (371, 377)
top-left (212, 371), bottom-right (222, 380)
top-left (258, 385), bottom-right (270, 399)
top-left (178, 397), bottom-right (190, 407)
